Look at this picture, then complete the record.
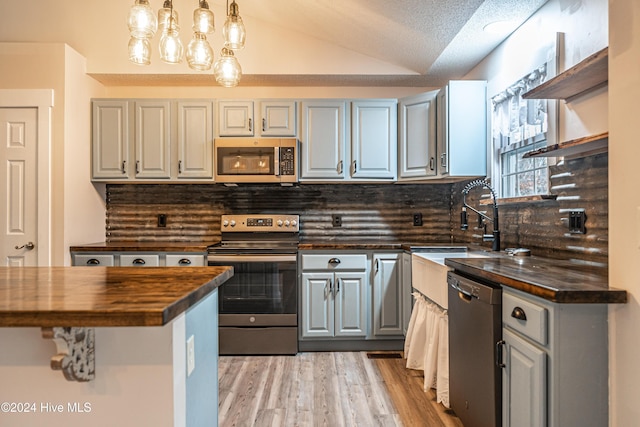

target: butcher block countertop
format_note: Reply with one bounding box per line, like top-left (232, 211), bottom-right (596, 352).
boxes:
top-left (0, 266), bottom-right (233, 327)
top-left (445, 256), bottom-right (626, 304)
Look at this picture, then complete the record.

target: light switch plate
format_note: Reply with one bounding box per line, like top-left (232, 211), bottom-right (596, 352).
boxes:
top-left (187, 335), bottom-right (195, 376)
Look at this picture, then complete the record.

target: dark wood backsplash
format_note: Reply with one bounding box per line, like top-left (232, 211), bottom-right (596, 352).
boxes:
top-left (106, 153), bottom-right (607, 264)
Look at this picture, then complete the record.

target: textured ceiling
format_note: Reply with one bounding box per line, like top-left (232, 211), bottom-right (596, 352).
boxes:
top-left (0, 0), bottom-right (549, 87)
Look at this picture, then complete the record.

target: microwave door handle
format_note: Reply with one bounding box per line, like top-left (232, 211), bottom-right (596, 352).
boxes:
top-left (274, 147), bottom-right (281, 176)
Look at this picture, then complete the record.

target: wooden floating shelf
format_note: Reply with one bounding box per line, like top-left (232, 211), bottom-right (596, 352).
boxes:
top-left (523, 131), bottom-right (608, 159)
top-left (522, 47), bottom-right (608, 101)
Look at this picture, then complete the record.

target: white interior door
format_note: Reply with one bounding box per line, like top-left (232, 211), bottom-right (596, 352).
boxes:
top-left (0, 107), bottom-right (38, 266)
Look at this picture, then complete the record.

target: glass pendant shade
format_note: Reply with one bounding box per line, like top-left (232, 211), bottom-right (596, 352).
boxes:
top-left (158, 1), bottom-right (179, 34)
top-left (213, 48), bottom-right (242, 87)
top-left (160, 27), bottom-right (184, 64)
top-left (128, 0), bottom-right (157, 38)
top-left (193, 2), bottom-right (215, 34)
top-left (128, 36), bottom-right (151, 65)
top-left (187, 33), bottom-right (214, 71)
top-left (223, 2), bottom-right (246, 49)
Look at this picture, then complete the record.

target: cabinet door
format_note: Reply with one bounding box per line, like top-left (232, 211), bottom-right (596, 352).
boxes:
top-left (398, 92), bottom-right (437, 179)
top-left (177, 101), bottom-right (213, 179)
top-left (334, 271), bottom-right (367, 337)
top-left (92, 100), bottom-right (130, 179)
top-left (218, 100), bottom-right (254, 136)
top-left (135, 100), bottom-right (171, 179)
top-left (260, 101), bottom-right (296, 137)
top-left (300, 101), bottom-right (347, 179)
top-left (372, 253), bottom-right (403, 336)
top-left (301, 272), bottom-right (334, 338)
top-left (351, 100), bottom-right (397, 180)
top-left (436, 81), bottom-right (487, 177)
top-left (502, 328), bottom-right (547, 427)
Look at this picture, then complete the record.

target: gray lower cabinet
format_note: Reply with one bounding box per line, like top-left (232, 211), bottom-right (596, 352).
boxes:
top-left (300, 253), bottom-right (368, 339)
top-left (501, 287), bottom-right (609, 427)
top-left (71, 251), bottom-right (206, 267)
top-left (372, 252), bottom-right (402, 336)
top-left (299, 251), bottom-right (406, 347)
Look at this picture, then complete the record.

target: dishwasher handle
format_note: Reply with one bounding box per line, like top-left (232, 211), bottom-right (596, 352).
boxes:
top-left (496, 340), bottom-right (506, 368)
top-left (449, 276), bottom-right (476, 300)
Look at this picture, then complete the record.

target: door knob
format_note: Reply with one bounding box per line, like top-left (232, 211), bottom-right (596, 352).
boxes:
top-left (15, 242), bottom-right (35, 250)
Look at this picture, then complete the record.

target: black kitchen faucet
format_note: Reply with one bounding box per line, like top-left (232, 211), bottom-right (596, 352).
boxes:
top-left (461, 179), bottom-right (500, 251)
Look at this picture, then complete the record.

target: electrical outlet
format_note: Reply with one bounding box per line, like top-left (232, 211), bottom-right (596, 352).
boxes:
top-left (569, 211), bottom-right (587, 234)
top-left (186, 335), bottom-right (195, 376)
top-left (332, 215), bottom-right (342, 227)
top-left (157, 214), bottom-right (167, 227)
top-left (413, 213), bottom-right (423, 226)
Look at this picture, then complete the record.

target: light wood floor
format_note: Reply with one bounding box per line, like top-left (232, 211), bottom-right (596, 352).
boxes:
top-left (218, 352), bottom-right (463, 427)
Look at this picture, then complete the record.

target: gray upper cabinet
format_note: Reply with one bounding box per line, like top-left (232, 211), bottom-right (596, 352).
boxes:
top-left (300, 99), bottom-right (397, 182)
top-left (135, 100), bottom-right (171, 179)
top-left (217, 100), bottom-right (297, 137)
top-left (398, 91), bottom-right (438, 180)
top-left (351, 100), bottom-right (397, 180)
top-left (260, 100), bottom-right (297, 137)
top-left (217, 100), bottom-right (254, 136)
top-left (92, 100), bottom-right (130, 180)
top-left (436, 80), bottom-right (487, 178)
top-left (92, 99), bottom-right (214, 182)
top-left (176, 101), bottom-right (213, 179)
top-left (300, 100), bottom-right (348, 180)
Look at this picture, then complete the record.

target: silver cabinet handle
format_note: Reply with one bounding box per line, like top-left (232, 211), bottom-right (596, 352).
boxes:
top-left (86, 258), bottom-right (100, 265)
top-left (248, 118), bottom-right (252, 133)
top-left (375, 258), bottom-right (379, 273)
top-left (327, 278), bottom-right (333, 294)
top-left (15, 242), bottom-right (35, 250)
top-left (352, 160), bottom-right (357, 175)
top-left (337, 160), bottom-right (343, 175)
top-left (440, 153), bottom-right (447, 168)
top-left (429, 157), bottom-right (435, 171)
top-left (132, 258), bottom-right (146, 265)
top-left (328, 258), bottom-right (341, 265)
top-left (178, 160), bottom-right (183, 174)
top-left (135, 160), bottom-right (140, 174)
top-left (262, 118), bottom-right (266, 132)
top-left (336, 278), bottom-right (341, 294)
top-left (122, 160), bottom-right (127, 174)
top-left (178, 258), bottom-right (192, 266)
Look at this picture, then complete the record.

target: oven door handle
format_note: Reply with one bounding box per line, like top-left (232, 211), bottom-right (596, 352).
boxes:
top-left (208, 254), bottom-right (297, 263)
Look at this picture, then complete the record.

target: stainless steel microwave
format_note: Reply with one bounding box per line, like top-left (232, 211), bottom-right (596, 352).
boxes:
top-left (214, 138), bottom-right (298, 184)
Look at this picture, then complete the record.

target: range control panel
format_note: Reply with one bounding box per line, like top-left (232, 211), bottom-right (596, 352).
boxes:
top-left (221, 214), bottom-right (300, 232)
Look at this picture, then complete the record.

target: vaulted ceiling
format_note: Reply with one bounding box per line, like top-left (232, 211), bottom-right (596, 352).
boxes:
top-left (0, 0), bottom-right (548, 87)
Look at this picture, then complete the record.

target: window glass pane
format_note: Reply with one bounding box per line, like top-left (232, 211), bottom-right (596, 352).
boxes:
top-left (535, 169), bottom-right (548, 194)
top-left (518, 171), bottom-right (535, 196)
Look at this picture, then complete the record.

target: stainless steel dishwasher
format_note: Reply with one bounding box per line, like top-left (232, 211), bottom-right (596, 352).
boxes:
top-left (447, 271), bottom-right (502, 427)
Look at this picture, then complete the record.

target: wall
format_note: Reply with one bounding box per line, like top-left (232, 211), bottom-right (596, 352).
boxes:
top-left (0, 42), bottom-right (107, 266)
top-left (608, 0), bottom-right (640, 425)
top-left (105, 183), bottom-right (453, 244)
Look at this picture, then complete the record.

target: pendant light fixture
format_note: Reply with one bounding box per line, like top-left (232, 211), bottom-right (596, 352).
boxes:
top-left (127, 0), bottom-right (245, 87)
top-left (222, 0), bottom-right (246, 50)
top-left (213, 47), bottom-right (242, 87)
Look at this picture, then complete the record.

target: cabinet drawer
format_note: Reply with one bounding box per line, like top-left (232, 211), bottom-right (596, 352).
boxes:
top-left (503, 291), bottom-right (548, 346)
top-left (166, 254), bottom-right (205, 267)
top-left (73, 254), bottom-right (115, 267)
top-left (120, 254), bottom-right (160, 267)
top-left (301, 254), bottom-right (367, 270)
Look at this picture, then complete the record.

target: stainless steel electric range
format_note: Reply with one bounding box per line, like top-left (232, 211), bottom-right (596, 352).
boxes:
top-left (207, 214), bottom-right (299, 355)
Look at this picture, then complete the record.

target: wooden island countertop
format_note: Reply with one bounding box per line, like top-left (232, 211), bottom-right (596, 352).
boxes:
top-left (0, 266), bottom-right (233, 327)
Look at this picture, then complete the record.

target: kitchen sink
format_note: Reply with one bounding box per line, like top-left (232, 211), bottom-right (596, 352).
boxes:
top-left (411, 247), bottom-right (490, 309)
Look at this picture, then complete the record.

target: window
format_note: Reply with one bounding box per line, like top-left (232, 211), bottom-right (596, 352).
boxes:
top-left (491, 64), bottom-right (553, 198)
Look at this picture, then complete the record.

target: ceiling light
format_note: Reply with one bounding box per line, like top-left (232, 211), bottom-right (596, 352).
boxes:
top-left (213, 48), bottom-right (242, 87)
top-left (223, 1), bottom-right (246, 50)
top-left (127, 0), bottom-right (245, 86)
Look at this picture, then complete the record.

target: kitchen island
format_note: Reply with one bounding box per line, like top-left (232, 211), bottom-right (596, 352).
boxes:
top-left (0, 266), bottom-right (233, 427)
